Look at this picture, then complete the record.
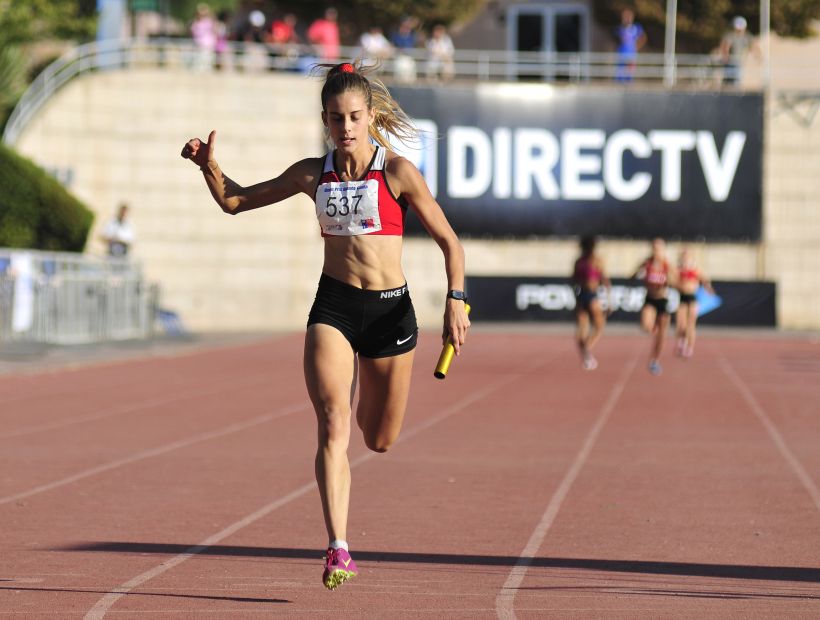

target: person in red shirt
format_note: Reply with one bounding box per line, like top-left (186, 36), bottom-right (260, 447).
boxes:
top-left (308, 7), bottom-right (340, 61)
top-left (675, 246), bottom-right (714, 358)
top-left (269, 13), bottom-right (299, 45)
top-left (180, 62), bottom-right (469, 590)
top-left (571, 236), bottom-right (611, 370)
top-left (632, 238), bottom-right (677, 375)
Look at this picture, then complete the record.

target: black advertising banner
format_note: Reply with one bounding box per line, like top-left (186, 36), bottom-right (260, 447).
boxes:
top-left (389, 86), bottom-right (763, 241)
top-left (466, 276), bottom-right (776, 327)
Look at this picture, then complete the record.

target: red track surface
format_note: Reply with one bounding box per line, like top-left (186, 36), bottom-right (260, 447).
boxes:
top-left (1, 330), bottom-right (819, 618)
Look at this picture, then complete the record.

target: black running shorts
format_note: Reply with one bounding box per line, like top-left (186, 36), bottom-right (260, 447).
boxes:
top-left (678, 292), bottom-right (697, 305)
top-left (643, 295), bottom-right (669, 314)
top-left (307, 273), bottom-right (418, 358)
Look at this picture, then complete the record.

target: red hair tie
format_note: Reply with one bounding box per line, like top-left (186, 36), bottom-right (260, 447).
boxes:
top-left (339, 63), bottom-right (355, 73)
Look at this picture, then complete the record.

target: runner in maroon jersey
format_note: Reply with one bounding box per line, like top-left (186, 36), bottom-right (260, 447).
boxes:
top-left (571, 236), bottom-right (611, 370)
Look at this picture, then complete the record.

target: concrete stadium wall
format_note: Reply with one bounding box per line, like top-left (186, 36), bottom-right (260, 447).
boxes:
top-left (11, 69), bottom-right (818, 331)
top-left (763, 94), bottom-right (820, 329)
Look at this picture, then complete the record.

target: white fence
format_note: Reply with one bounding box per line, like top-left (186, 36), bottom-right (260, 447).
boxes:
top-left (0, 249), bottom-right (158, 345)
top-left (3, 38), bottom-right (730, 146)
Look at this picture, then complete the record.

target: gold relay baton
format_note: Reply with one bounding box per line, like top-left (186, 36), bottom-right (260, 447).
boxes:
top-left (434, 303), bottom-right (471, 380)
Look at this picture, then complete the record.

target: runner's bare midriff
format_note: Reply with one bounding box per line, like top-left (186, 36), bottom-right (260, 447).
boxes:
top-left (322, 235), bottom-right (405, 290)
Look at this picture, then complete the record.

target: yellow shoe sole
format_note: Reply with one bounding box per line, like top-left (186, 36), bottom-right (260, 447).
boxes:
top-left (324, 569), bottom-right (356, 590)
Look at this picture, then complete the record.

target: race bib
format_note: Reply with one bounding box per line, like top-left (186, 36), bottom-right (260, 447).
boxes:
top-left (316, 179), bottom-right (382, 236)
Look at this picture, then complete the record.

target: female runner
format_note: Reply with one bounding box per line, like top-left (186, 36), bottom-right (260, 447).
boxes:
top-left (632, 238), bottom-right (675, 375)
top-left (180, 62), bottom-right (470, 589)
top-left (675, 246), bottom-right (714, 358)
top-left (571, 236), bottom-right (610, 370)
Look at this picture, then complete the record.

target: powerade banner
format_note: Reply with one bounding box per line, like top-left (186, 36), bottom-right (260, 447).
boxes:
top-left (466, 276), bottom-right (776, 327)
top-left (389, 86), bottom-right (763, 241)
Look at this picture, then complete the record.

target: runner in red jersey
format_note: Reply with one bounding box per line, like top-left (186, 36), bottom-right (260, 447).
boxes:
top-left (181, 61), bottom-right (470, 590)
top-left (632, 238), bottom-right (677, 375)
top-left (675, 246), bottom-right (715, 358)
top-left (571, 236), bottom-right (611, 370)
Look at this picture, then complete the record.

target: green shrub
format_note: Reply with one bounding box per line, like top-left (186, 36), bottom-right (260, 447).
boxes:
top-left (0, 142), bottom-right (94, 251)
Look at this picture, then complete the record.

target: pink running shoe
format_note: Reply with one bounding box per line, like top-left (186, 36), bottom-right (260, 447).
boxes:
top-left (322, 547), bottom-right (358, 590)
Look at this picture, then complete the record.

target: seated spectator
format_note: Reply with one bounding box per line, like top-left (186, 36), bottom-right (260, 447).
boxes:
top-left (391, 16), bottom-right (419, 83)
top-left (308, 7), bottom-right (340, 61)
top-left (360, 26), bottom-right (393, 61)
top-left (268, 12), bottom-right (300, 63)
top-left (190, 3), bottom-right (217, 71)
top-left (426, 24), bottom-right (455, 82)
top-left (214, 9), bottom-right (232, 71)
top-left (270, 13), bottom-right (299, 46)
top-left (391, 16), bottom-right (418, 52)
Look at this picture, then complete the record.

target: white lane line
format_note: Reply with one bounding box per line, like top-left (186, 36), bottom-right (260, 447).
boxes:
top-left (0, 403), bottom-right (309, 507)
top-left (718, 354), bottom-right (820, 512)
top-left (495, 355), bottom-right (639, 620)
top-left (0, 375), bottom-right (271, 440)
top-left (85, 357), bottom-right (559, 620)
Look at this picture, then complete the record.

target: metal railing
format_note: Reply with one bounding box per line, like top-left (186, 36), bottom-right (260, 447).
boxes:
top-left (3, 37), bottom-right (731, 146)
top-left (0, 249), bottom-right (158, 345)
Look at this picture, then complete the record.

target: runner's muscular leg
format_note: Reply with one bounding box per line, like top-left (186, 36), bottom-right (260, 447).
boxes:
top-left (304, 324), bottom-right (356, 543)
top-left (587, 300), bottom-right (606, 351)
top-left (641, 305), bottom-right (657, 333)
top-left (653, 312), bottom-right (670, 359)
top-left (355, 350), bottom-right (415, 453)
top-left (575, 310), bottom-right (590, 352)
top-left (687, 302), bottom-right (699, 349)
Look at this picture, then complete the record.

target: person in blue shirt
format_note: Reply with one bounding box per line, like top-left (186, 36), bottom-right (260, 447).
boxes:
top-left (615, 8), bottom-right (647, 82)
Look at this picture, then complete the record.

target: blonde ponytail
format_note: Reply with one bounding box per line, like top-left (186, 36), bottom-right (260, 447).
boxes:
top-left (317, 61), bottom-right (418, 149)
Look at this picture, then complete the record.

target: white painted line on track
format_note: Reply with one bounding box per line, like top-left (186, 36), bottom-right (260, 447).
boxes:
top-left (495, 354), bottom-right (639, 620)
top-left (0, 403), bottom-right (309, 507)
top-left (84, 354), bottom-right (561, 619)
top-left (718, 354), bottom-right (820, 512)
top-left (0, 375), bottom-right (272, 440)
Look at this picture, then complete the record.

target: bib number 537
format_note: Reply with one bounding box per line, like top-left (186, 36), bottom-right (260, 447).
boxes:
top-left (325, 194), bottom-right (363, 217)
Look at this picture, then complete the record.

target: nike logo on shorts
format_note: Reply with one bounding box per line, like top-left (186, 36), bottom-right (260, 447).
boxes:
top-left (396, 334), bottom-right (414, 345)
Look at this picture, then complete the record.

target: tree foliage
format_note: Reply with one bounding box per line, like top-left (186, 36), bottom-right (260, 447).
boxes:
top-left (0, 143), bottom-right (94, 251)
top-left (0, 45), bottom-right (27, 129)
top-left (0, 0), bottom-right (97, 45)
top-left (594, 0), bottom-right (820, 53)
top-left (165, 0), bottom-right (237, 23)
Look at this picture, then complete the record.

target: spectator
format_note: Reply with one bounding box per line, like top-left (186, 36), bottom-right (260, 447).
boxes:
top-left (359, 26), bottom-right (393, 62)
top-left (426, 24), bottom-right (455, 82)
top-left (308, 7), bottom-right (341, 61)
top-left (236, 4), bottom-right (269, 71)
top-left (720, 16), bottom-right (755, 86)
top-left (391, 16), bottom-right (418, 51)
top-left (270, 13), bottom-right (299, 46)
top-left (236, 1), bottom-right (268, 43)
top-left (190, 3), bottom-right (217, 71)
top-left (100, 203), bottom-right (135, 258)
top-left (390, 16), bottom-right (419, 83)
top-left (614, 8), bottom-right (646, 82)
top-left (268, 12), bottom-right (301, 64)
top-left (214, 9), bottom-right (232, 71)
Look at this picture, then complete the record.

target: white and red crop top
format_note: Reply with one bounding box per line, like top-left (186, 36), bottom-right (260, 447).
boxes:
top-left (314, 146), bottom-right (407, 237)
top-left (643, 258), bottom-right (670, 287)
